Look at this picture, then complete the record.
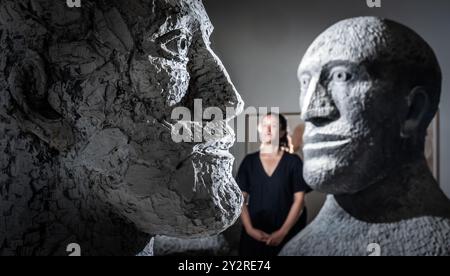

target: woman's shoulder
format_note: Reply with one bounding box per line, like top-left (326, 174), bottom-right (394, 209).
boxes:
top-left (243, 151), bottom-right (260, 162)
top-left (239, 152), bottom-right (259, 166)
top-left (284, 152), bottom-right (303, 164)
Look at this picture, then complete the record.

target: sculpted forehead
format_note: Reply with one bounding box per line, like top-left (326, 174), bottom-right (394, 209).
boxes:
top-left (300, 17), bottom-right (439, 73)
top-left (0, 0), bottom-right (213, 78)
top-left (155, 0), bottom-right (213, 38)
top-left (0, 0), bottom-right (212, 38)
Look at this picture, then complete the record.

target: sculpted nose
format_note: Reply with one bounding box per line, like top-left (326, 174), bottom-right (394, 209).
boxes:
top-left (301, 79), bottom-right (340, 126)
top-left (185, 38), bottom-right (244, 121)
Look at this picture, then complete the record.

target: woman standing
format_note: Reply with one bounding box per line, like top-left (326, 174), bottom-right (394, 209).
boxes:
top-left (237, 113), bottom-right (309, 257)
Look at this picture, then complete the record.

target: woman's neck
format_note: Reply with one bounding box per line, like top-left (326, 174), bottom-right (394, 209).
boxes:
top-left (260, 143), bottom-right (282, 155)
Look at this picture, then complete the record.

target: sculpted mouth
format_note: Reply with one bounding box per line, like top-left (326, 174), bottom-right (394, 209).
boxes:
top-left (176, 134), bottom-right (235, 170)
top-left (175, 133), bottom-right (236, 195)
top-left (168, 118), bottom-right (236, 170)
top-left (303, 134), bottom-right (351, 152)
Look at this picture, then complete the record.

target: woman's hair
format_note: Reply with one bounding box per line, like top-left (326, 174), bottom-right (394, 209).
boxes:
top-left (266, 112), bottom-right (291, 152)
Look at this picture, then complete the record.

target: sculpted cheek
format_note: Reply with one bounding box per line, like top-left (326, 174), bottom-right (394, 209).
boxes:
top-left (75, 128), bottom-right (130, 181)
top-left (130, 54), bottom-right (190, 107)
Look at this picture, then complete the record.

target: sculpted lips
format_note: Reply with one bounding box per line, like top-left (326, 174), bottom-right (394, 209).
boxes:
top-left (176, 129), bottom-right (236, 170)
top-left (303, 134), bottom-right (352, 152)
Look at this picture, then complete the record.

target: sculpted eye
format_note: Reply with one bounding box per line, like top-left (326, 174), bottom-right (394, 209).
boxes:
top-left (331, 68), bottom-right (352, 83)
top-left (163, 34), bottom-right (188, 55)
top-left (155, 29), bottom-right (190, 59)
top-left (300, 74), bottom-right (311, 91)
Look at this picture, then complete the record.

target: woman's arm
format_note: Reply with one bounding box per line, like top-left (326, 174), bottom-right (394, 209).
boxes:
top-left (266, 192), bottom-right (305, 247)
top-left (240, 192), bottom-right (270, 242)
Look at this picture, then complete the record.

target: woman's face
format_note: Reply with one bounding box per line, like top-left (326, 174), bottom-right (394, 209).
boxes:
top-left (258, 115), bottom-right (284, 146)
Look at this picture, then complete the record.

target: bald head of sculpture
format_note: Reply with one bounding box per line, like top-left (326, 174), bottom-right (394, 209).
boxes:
top-left (0, 0), bottom-right (243, 255)
top-left (299, 17), bottom-right (442, 195)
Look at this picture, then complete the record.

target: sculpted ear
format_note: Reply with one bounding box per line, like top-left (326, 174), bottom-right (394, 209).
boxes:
top-left (8, 50), bottom-right (74, 152)
top-left (401, 86), bottom-right (430, 138)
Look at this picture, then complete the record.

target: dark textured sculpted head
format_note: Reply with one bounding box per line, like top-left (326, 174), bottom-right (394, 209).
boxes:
top-left (0, 0), bottom-right (243, 255)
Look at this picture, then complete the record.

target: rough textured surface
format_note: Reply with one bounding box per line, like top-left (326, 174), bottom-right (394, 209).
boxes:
top-left (154, 234), bottom-right (231, 256)
top-left (0, 0), bottom-right (243, 256)
top-left (281, 17), bottom-right (450, 256)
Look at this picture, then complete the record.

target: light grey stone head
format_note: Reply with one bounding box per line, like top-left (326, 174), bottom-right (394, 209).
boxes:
top-left (299, 17), bottom-right (441, 195)
top-left (0, 0), bottom-right (243, 241)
